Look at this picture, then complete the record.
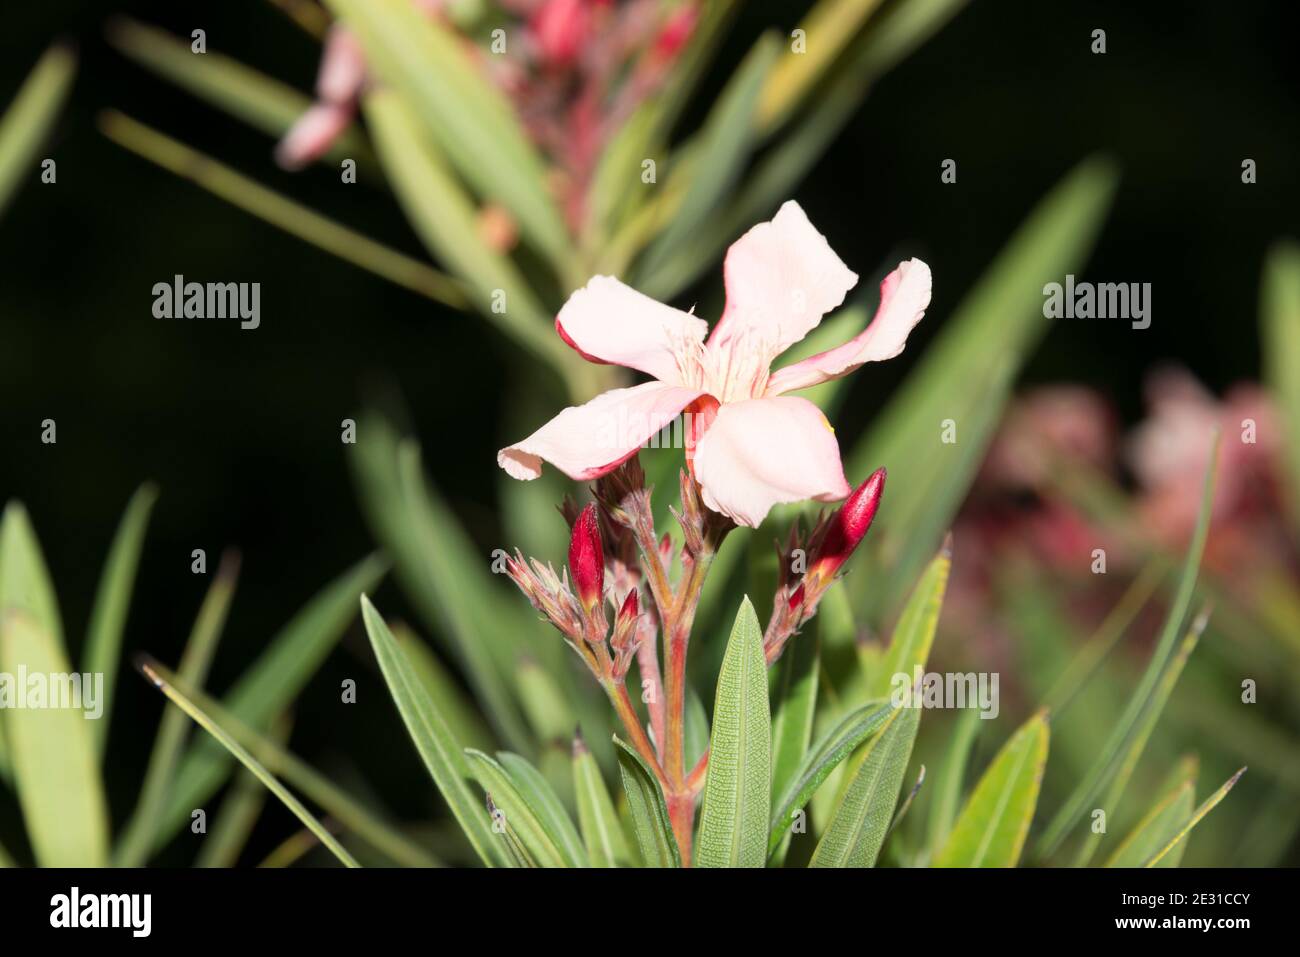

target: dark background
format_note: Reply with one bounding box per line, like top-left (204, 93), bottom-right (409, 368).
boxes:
top-left (1, 0), bottom-right (1296, 863)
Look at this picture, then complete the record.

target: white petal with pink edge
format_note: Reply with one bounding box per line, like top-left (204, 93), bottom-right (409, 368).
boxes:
top-left (498, 381), bottom-right (704, 482)
top-left (767, 258), bottom-right (931, 395)
top-left (692, 395), bottom-right (851, 528)
top-left (708, 201), bottom-right (858, 361)
top-left (555, 275), bottom-right (708, 385)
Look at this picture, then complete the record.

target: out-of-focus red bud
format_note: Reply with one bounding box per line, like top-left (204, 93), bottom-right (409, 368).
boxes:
top-left (618, 587), bottom-right (638, 623)
top-left (530, 0), bottom-right (591, 68)
top-left (654, 3), bottom-right (698, 60)
top-left (787, 583), bottom-right (805, 611)
top-left (814, 468), bottom-right (886, 578)
top-left (569, 502), bottom-right (605, 610)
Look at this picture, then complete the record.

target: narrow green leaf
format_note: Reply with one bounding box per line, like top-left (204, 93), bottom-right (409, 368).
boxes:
top-left (115, 551), bottom-right (238, 867)
top-left (768, 698), bottom-right (895, 857)
top-left (195, 716), bottom-right (291, 868)
top-left (847, 158), bottom-right (1118, 621)
top-left (697, 597), bottom-right (771, 868)
top-left (0, 612), bottom-right (110, 866)
top-left (683, 686), bottom-right (711, 772)
top-left (361, 596), bottom-right (504, 867)
top-left (1106, 772), bottom-right (1197, 869)
top-left (84, 482), bottom-right (158, 756)
top-left (1073, 610), bottom-right (1206, 867)
top-left (98, 111), bottom-right (466, 310)
top-left (104, 17), bottom-right (372, 166)
top-left (137, 657), bottom-right (358, 867)
top-left (464, 751), bottom-right (570, 868)
top-left (935, 711), bottom-right (1049, 867)
top-left (770, 631), bottom-right (820, 801)
top-left (925, 708), bottom-right (981, 858)
top-left (614, 736), bottom-right (681, 868)
top-left (637, 34), bottom-right (779, 296)
top-left (868, 544), bottom-right (952, 698)
top-left (0, 44), bottom-right (76, 218)
top-left (1261, 239), bottom-right (1300, 532)
top-left (497, 751), bottom-right (587, 867)
top-left (1037, 434), bottom-right (1218, 859)
top-left (159, 553), bottom-right (387, 844)
top-left (811, 704), bottom-right (920, 867)
top-left (572, 733), bottom-right (631, 867)
top-left (1142, 768), bottom-right (1247, 867)
top-left (326, 0), bottom-right (573, 278)
top-left (395, 624), bottom-right (495, 753)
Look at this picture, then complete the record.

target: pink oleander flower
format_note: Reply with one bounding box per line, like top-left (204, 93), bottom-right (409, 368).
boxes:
top-left (498, 201), bottom-right (932, 527)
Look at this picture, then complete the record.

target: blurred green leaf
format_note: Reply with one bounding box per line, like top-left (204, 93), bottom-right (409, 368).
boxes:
top-left (868, 545), bottom-right (951, 699)
top-left (395, 623), bottom-right (495, 754)
top-left (115, 551), bottom-right (238, 866)
top-left (935, 711), bottom-right (1049, 867)
top-left (1037, 433), bottom-right (1219, 860)
top-left (697, 597), bottom-right (771, 867)
top-left (615, 736), bottom-right (681, 867)
top-left (636, 33), bottom-right (780, 295)
top-left (1073, 611), bottom-right (1206, 866)
top-left (572, 732), bottom-right (632, 867)
top-left (466, 750), bottom-right (584, 868)
top-left (0, 44), bottom-right (75, 219)
top-left (847, 157), bottom-right (1118, 621)
top-left (1261, 239), bottom-right (1300, 531)
top-left (925, 707), bottom-right (980, 859)
top-left (99, 111), bottom-right (467, 309)
top-left (1142, 767), bottom-right (1246, 867)
top-left (0, 612), bottom-right (110, 866)
top-left (84, 482), bottom-right (158, 756)
top-left (105, 17), bottom-right (372, 166)
top-left (1105, 759), bottom-right (1197, 868)
top-left (768, 697), bottom-right (894, 857)
top-left (138, 656), bottom-right (358, 867)
top-left (770, 632), bottom-right (820, 803)
top-left (158, 552), bottom-right (387, 846)
top-left (811, 703), bottom-right (919, 867)
top-left (361, 596), bottom-right (505, 867)
top-left (327, 0), bottom-right (573, 279)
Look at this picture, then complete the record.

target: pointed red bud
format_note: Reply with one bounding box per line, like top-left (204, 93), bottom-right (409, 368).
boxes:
top-left (569, 503), bottom-right (604, 611)
top-left (814, 468), bottom-right (885, 579)
top-left (618, 587), bottom-right (639, 623)
top-left (787, 583), bottom-right (805, 611)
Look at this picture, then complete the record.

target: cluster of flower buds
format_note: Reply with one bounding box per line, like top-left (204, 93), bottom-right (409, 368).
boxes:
top-left (506, 500), bottom-right (644, 682)
top-left (764, 468), bottom-right (887, 662)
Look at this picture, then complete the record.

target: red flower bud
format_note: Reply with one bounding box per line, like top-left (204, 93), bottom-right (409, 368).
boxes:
top-left (813, 468), bottom-right (885, 579)
top-left (569, 503), bottom-right (605, 610)
top-left (618, 587), bottom-right (638, 623)
top-left (530, 0), bottom-right (591, 68)
top-left (653, 3), bottom-right (698, 60)
top-left (787, 583), bottom-right (805, 611)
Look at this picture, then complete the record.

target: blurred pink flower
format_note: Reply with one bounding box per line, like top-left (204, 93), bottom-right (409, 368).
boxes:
top-left (497, 201), bottom-right (932, 527)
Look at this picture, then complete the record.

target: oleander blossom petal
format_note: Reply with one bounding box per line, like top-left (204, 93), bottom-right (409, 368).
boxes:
top-left (692, 397), bottom-right (852, 528)
top-left (498, 381), bottom-right (704, 481)
top-left (497, 200), bottom-right (931, 527)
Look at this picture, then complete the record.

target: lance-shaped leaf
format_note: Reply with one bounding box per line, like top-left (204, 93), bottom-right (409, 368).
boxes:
top-left (1261, 239), bottom-right (1300, 532)
top-left (1105, 759), bottom-right (1198, 869)
top-left (362, 597), bottom-right (504, 867)
top-left (1142, 768), bottom-right (1247, 867)
top-left (697, 597), bottom-right (772, 868)
top-left (770, 632), bottom-right (820, 806)
top-left (868, 543), bottom-right (951, 698)
top-left (847, 158), bottom-right (1118, 622)
top-left (0, 612), bottom-right (110, 866)
top-left (572, 732), bottom-right (631, 867)
top-left (136, 657), bottom-right (358, 868)
top-left (83, 482), bottom-right (158, 755)
top-left (935, 711), bottom-right (1049, 867)
top-left (0, 44), bottom-right (75, 218)
top-left (158, 553), bottom-right (387, 844)
top-left (497, 751), bottom-right (587, 867)
top-left (1037, 434), bottom-right (1218, 860)
top-left (466, 750), bottom-right (585, 868)
top-left (326, 0), bottom-right (573, 279)
top-left (925, 708), bottom-right (981, 857)
top-left (615, 736), bottom-right (681, 868)
top-left (811, 703), bottom-right (920, 867)
top-left (768, 698), bottom-right (895, 857)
